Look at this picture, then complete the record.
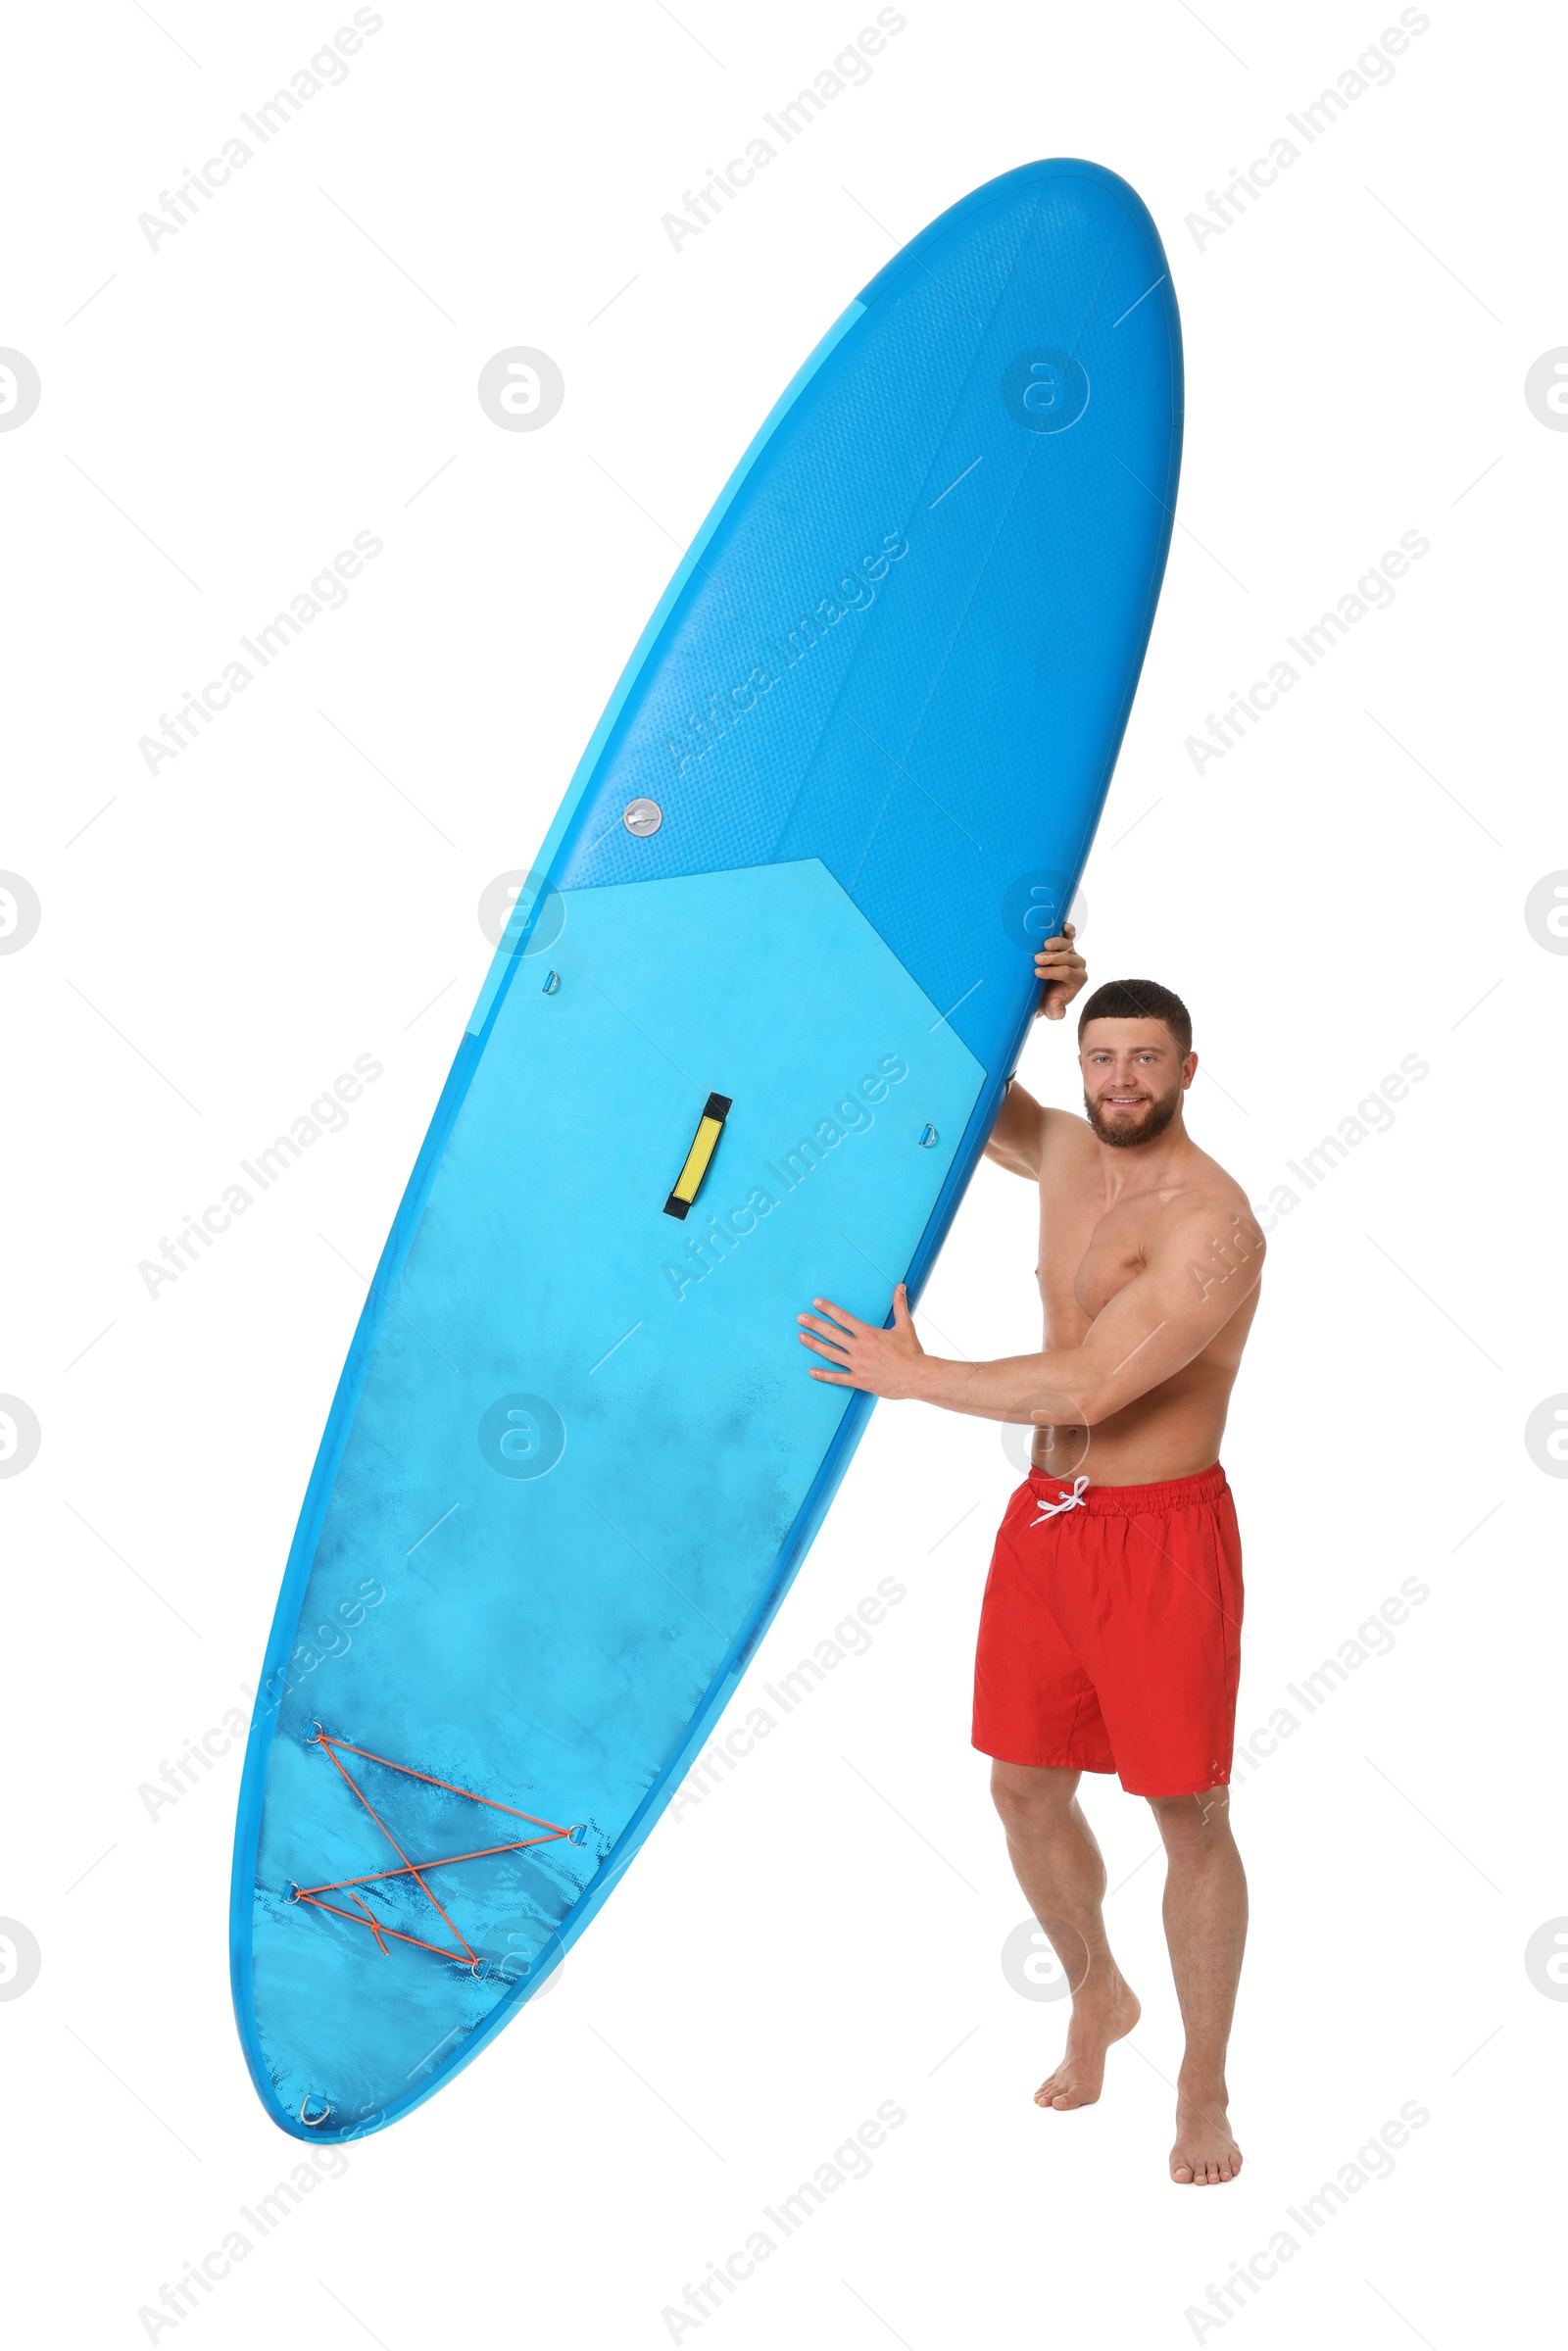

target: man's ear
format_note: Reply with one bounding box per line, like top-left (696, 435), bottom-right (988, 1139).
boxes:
top-left (1182, 1051), bottom-right (1199, 1090)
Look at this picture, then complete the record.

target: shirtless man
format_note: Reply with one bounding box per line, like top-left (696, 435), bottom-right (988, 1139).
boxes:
top-left (797, 927), bottom-right (1263, 2186)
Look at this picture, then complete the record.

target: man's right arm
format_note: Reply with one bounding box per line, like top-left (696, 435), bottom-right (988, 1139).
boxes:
top-left (984, 1077), bottom-right (1047, 1178)
top-left (985, 920), bottom-right (1088, 1180)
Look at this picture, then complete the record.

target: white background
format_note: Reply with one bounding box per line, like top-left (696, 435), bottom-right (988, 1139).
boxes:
top-left (2, 1), bottom-right (1564, 2343)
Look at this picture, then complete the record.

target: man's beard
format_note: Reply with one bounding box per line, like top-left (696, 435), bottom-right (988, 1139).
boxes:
top-left (1083, 1080), bottom-right (1183, 1149)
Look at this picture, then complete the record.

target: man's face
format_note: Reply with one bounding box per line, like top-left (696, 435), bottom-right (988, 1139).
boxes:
top-left (1078, 1019), bottom-right (1196, 1148)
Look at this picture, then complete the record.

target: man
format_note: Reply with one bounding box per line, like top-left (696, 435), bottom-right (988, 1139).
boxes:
top-left (797, 927), bottom-right (1263, 2186)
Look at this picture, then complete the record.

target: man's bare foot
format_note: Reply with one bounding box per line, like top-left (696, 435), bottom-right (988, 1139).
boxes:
top-left (1170, 2082), bottom-right (1243, 2183)
top-left (1034, 1982), bottom-right (1141, 2110)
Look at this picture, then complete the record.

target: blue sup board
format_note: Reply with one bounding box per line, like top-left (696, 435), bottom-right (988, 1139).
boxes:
top-left (231, 159), bottom-right (1182, 2139)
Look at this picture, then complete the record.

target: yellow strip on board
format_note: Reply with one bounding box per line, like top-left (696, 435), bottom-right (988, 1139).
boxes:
top-left (671, 1115), bottom-right (723, 1205)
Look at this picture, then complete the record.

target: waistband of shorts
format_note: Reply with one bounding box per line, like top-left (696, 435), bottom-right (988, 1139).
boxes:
top-left (1023, 1463), bottom-right (1229, 1515)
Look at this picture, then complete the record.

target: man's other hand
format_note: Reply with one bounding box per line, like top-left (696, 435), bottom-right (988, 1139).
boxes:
top-left (1035, 921), bottom-right (1086, 1021)
top-left (798, 1284), bottom-right (927, 1398)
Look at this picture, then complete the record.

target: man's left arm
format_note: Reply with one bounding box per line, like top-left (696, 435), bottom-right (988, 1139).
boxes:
top-left (797, 1198), bottom-right (1264, 1424)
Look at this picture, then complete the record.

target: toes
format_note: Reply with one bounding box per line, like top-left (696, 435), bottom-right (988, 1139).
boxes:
top-left (1171, 2149), bottom-right (1242, 2183)
top-left (1037, 2083), bottom-right (1089, 2111)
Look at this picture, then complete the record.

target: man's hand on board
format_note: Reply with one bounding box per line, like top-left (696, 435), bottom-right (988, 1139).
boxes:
top-left (1035, 921), bottom-right (1086, 1020)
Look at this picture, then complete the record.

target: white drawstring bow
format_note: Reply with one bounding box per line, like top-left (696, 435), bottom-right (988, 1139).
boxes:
top-left (1030, 1474), bottom-right (1089, 1527)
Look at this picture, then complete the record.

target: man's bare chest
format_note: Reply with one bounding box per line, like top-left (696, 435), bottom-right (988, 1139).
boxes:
top-left (1036, 1179), bottom-right (1169, 1331)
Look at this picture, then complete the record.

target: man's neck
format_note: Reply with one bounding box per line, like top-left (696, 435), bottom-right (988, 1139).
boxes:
top-left (1095, 1116), bottom-right (1198, 1203)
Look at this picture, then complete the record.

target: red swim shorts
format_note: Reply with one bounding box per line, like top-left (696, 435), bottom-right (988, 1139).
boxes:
top-left (972, 1465), bottom-right (1244, 1798)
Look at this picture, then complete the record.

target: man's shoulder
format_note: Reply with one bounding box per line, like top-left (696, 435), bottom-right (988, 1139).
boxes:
top-left (1152, 1162), bottom-right (1265, 1253)
top-left (1039, 1104), bottom-right (1098, 1162)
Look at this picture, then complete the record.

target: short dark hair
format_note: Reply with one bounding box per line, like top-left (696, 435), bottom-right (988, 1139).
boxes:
top-left (1077, 979), bottom-right (1192, 1055)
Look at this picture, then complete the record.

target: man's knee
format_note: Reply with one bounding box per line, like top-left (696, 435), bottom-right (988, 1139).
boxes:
top-left (991, 1760), bottom-right (1081, 1832)
top-left (1148, 1784), bottom-right (1234, 1850)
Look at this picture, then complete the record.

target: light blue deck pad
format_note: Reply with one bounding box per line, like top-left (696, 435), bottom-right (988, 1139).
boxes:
top-left (232, 160), bottom-right (1182, 2139)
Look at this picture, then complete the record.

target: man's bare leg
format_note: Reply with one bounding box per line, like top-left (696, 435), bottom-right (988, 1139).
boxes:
top-left (990, 1761), bottom-right (1141, 2109)
top-left (1148, 1786), bottom-right (1248, 2184)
